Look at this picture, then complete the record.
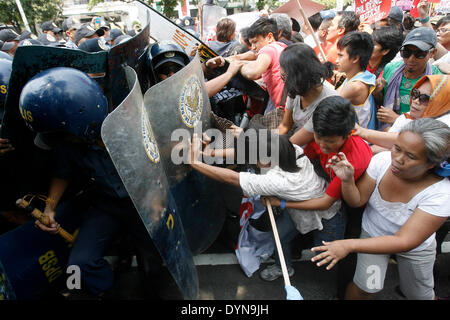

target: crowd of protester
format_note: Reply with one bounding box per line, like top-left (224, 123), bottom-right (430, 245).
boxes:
top-left (0, 1), bottom-right (449, 300)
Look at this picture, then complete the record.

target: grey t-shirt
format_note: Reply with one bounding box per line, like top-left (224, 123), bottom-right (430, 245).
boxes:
top-left (286, 84), bottom-right (338, 133)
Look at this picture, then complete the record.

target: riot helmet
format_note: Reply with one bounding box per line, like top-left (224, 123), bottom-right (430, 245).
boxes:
top-left (148, 40), bottom-right (190, 82)
top-left (0, 58), bottom-right (12, 121)
top-left (19, 67), bottom-right (108, 142)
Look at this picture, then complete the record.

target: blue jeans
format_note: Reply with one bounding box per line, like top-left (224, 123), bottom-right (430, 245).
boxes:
top-left (273, 204), bottom-right (347, 268)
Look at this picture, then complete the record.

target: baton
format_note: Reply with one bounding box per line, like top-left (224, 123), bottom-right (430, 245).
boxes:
top-left (16, 198), bottom-right (75, 243)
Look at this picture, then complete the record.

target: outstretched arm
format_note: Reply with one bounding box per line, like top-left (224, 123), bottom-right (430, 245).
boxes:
top-left (311, 209), bottom-right (448, 270)
top-left (189, 133), bottom-right (240, 187)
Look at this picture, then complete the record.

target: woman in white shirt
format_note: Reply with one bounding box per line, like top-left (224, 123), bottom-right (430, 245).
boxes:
top-left (311, 118), bottom-right (450, 300)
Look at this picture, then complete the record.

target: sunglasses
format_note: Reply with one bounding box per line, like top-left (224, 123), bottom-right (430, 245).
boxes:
top-left (411, 88), bottom-right (430, 104)
top-left (400, 48), bottom-right (430, 59)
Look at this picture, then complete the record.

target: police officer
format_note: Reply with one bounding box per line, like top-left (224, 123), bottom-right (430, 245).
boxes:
top-left (148, 40), bottom-right (190, 83)
top-left (19, 67), bottom-right (176, 299)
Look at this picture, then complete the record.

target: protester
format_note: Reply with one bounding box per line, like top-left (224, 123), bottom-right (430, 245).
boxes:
top-left (188, 124), bottom-right (341, 281)
top-left (373, 27), bottom-right (442, 129)
top-left (269, 13), bottom-right (293, 45)
top-left (324, 11), bottom-right (360, 65)
top-left (335, 31), bottom-right (377, 129)
top-left (207, 18), bottom-right (239, 57)
top-left (367, 27), bottom-right (403, 79)
top-left (311, 118), bottom-right (450, 300)
top-left (354, 74), bottom-right (450, 153)
top-left (376, 6), bottom-right (404, 33)
top-left (276, 43), bottom-right (337, 135)
top-left (303, 12), bottom-right (322, 48)
top-left (238, 17), bottom-right (287, 113)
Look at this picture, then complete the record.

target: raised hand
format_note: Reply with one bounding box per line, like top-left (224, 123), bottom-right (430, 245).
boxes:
top-left (325, 152), bottom-right (354, 182)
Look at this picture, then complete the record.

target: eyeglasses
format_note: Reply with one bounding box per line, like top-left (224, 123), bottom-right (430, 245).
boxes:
top-left (436, 27), bottom-right (449, 34)
top-left (411, 88), bottom-right (430, 105)
top-left (400, 48), bottom-right (431, 59)
top-left (280, 72), bottom-right (287, 82)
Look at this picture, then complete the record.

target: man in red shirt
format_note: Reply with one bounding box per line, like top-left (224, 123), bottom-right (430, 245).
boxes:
top-left (237, 17), bottom-right (287, 113)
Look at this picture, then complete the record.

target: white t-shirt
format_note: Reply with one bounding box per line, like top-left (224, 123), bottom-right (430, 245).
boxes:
top-left (389, 113), bottom-right (450, 133)
top-left (433, 51), bottom-right (450, 66)
top-left (286, 85), bottom-right (338, 133)
top-left (362, 151), bottom-right (450, 252)
top-left (239, 145), bottom-right (341, 234)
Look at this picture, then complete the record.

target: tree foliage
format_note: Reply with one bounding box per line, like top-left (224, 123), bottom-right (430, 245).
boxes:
top-left (0, 0), bottom-right (62, 33)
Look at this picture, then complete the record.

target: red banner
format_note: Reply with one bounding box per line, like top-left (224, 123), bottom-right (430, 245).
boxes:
top-left (355, 0), bottom-right (392, 24)
top-left (410, 0), bottom-right (421, 17)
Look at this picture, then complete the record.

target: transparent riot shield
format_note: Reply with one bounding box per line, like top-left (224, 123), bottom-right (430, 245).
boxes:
top-left (145, 55), bottom-right (226, 255)
top-left (101, 66), bottom-right (198, 299)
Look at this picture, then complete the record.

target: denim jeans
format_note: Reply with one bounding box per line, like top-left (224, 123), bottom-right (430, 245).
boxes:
top-left (273, 204), bottom-right (347, 268)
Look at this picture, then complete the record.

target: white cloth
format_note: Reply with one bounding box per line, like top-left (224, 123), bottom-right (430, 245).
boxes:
top-left (389, 113), bottom-right (450, 133)
top-left (239, 145), bottom-right (341, 234)
top-left (362, 151), bottom-right (450, 252)
top-left (433, 51), bottom-right (450, 66)
top-left (286, 85), bottom-right (338, 133)
top-left (235, 195), bottom-right (274, 277)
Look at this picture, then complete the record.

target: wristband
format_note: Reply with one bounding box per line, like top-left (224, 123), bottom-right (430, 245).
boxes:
top-left (280, 199), bottom-right (286, 209)
top-left (419, 16), bottom-right (430, 23)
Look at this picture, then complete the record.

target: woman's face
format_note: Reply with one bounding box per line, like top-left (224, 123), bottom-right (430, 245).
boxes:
top-left (409, 80), bottom-right (431, 119)
top-left (390, 131), bottom-right (434, 179)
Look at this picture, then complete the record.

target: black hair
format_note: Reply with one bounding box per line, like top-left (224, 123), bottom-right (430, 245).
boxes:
top-left (337, 11), bottom-right (360, 33)
top-left (291, 32), bottom-right (304, 43)
top-left (308, 12), bottom-right (323, 31)
top-left (402, 13), bottom-right (415, 31)
top-left (312, 96), bottom-right (355, 138)
top-left (239, 27), bottom-right (251, 46)
top-left (291, 18), bottom-right (301, 32)
top-left (243, 122), bottom-right (299, 172)
top-left (337, 31), bottom-right (374, 70)
top-left (372, 26), bottom-right (404, 77)
top-left (279, 43), bottom-right (334, 98)
top-left (247, 17), bottom-right (279, 41)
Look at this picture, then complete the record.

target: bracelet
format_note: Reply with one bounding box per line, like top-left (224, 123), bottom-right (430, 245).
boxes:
top-left (419, 16), bottom-right (430, 23)
top-left (280, 199), bottom-right (286, 209)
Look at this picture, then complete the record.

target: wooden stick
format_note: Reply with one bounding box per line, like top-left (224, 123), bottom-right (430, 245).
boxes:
top-left (16, 199), bottom-right (75, 243)
top-left (266, 200), bottom-right (291, 287)
top-left (295, 0), bottom-right (327, 63)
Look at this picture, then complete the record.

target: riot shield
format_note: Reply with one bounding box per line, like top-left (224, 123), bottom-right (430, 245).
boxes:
top-left (145, 55), bottom-right (226, 255)
top-left (107, 4), bottom-right (151, 110)
top-left (137, 0), bottom-right (267, 99)
top-left (101, 66), bottom-right (198, 300)
top-left (201, 4), bottom-right (227, 42)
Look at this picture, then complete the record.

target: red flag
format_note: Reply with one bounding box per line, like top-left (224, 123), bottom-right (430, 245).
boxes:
top-left (355, 0), bottom-right (392, 25)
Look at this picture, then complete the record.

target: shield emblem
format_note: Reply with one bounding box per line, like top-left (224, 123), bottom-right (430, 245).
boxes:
top-left (145, 55), bottom-right (226, 255)
top-left (101, 66), bottom-right (198, 299)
